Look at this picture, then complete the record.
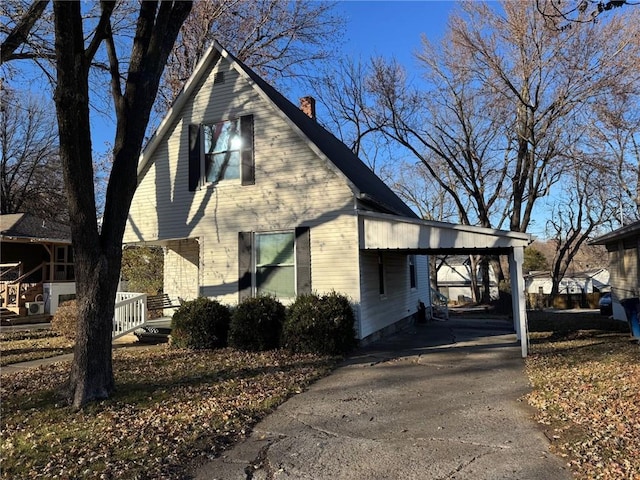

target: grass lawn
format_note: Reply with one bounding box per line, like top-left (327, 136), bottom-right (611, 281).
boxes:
top-left (2, 312), bottom-right (639, 480)
top-left (525, 310), bottom-right (640, 480)
top-left (0, 332), bottom-right (337, 479)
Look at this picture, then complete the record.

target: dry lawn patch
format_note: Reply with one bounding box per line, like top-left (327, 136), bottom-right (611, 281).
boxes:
top-left (1, 342), bottom-right (336, 479)
top-left (0, 330), bottom-right (74, 366)
top-left (525, 311), bottom-right (639, 480)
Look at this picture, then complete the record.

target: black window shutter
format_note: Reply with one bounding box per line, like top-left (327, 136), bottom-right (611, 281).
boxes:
top-left (188, 124), bottom-right (201, 191)
top-left (295, 226), bottom-right (311, 294)
top-left (238, 231), bottom-right (253, 302)
top-left (240, 115), bottom-right (255, 185)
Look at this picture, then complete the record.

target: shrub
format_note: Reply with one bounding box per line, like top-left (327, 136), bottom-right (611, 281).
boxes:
top-left (228, 295), bottom-right (285, 351)
top-left (51, 300), bottom-right (79, 340)
top-left (283, 292), bottom-right (357, 355)
top-left (170, 297), bottom-right (230, 349)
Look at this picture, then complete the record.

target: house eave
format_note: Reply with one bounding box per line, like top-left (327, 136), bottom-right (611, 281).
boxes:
top-left (0, 235), bottom-right (71, 245)
top-left (590, 221), bottom-right (640, 245)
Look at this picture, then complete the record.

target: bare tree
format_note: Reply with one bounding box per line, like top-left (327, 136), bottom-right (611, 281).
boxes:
top-left (157, 0), bottom-right (344, 110)
top-left (388, 160), bottom-right (462, 222)
top-left (545, 158), bottom-right (618, 296)
top-left (0, 0), bottom-right (52, 64)
top-left (536, 0), bottom-right (637, 28)
top-left (2, 0), bottom-right (193, 408)
top-left (587, 92), bottom-right (640, 223)
top-left (316, 1), bottom-right (639, 302)
top-left (0, 84), bottom-right (65, 221)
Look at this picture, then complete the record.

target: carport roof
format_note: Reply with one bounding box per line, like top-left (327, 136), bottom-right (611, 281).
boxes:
top-left (358, 211), bottom-right (532, 254)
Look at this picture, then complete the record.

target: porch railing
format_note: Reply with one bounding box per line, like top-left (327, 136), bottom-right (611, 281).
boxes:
top-left (113, 292), bottom-right (147, 339)
top-left (431, 288), bottom-right (449, 320)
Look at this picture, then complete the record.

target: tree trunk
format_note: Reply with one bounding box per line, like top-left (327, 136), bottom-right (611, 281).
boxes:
top-left (480, 255), bottom-right (491, 304)
top-left (68, 251), bottom-right (121, 405)
top-left (51, 1), bottom-right (192, 408)
top-left (469, 255), bottom-right (480, 303)
top-left (52, 2), bottom-right (117, 406)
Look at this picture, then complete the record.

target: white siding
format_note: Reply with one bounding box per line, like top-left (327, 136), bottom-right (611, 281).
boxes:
top-left (125, 55), bottom-right (360, 308)
top-left (358, 251), bottom-right (429, 339)
top-left (164, 238), bottom-right (200, 303)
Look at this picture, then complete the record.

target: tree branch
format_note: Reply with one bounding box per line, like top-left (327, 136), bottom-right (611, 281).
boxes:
top-left (0, 0), bottom-right (50, 65)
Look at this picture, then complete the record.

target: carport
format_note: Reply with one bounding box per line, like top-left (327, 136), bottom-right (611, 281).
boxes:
top-left (358, 211), bottom-right (532, 357)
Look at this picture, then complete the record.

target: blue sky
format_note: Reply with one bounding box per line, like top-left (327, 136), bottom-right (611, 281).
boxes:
top-left (337, 0), bottom-right (455, 65)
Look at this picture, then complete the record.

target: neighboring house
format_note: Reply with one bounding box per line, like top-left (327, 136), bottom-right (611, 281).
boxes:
top-left (123, 41), bottom-right (532, 351)
top-left (0, 213), bottom-right (76, 317)
top-left (591, 222), bottom-right (640, 322)
top-left (524, 268), bottom-right (609, 295)
top-left (435, 255), bottom-right (498, 303)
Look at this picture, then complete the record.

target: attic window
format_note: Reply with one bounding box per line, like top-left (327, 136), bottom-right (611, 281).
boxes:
top-left (214, 72), bottom-right (225, 84)
top-left (188, 115), bottom-right (254, 191)
top-left (203, 118), bottom-right (241, 182)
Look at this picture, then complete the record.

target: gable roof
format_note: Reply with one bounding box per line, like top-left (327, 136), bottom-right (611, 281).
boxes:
top-left (139, 41), bottom-right (417, 219)
top-left (0, 213), bottom-right (71, 244)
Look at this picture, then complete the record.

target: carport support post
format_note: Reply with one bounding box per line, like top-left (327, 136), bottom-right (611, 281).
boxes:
top-left (509, 246), bottom-right (528, 357)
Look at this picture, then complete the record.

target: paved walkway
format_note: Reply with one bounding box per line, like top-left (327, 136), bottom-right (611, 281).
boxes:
top-left (1, 333), bottom-right (139, 373)
top-left (193, 316), bottom-right (571, 480)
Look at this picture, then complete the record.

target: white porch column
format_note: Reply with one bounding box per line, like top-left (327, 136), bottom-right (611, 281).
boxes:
top-left (509, 246), bottom-right (528, 357)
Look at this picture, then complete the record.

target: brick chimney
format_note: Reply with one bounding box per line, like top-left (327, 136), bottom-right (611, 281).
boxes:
top-left (299, 96), bottom-right (316, 120)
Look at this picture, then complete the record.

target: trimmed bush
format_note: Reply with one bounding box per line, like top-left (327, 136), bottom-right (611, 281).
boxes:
top-left (170, 297), bottom-right (230, 349)
top-left (283, 292), bottom-right (358, 355)
top-left (228, 295), bottom-right (285, 351)
top-left (51, 300), bottom-right (78, 340)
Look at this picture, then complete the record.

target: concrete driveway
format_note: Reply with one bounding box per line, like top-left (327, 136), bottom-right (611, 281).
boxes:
top-left (193, 315), bottom-right (571, 480)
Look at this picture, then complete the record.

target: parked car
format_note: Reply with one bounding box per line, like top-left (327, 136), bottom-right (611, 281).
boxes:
top-left (599, 292), bottom-right (612, 316)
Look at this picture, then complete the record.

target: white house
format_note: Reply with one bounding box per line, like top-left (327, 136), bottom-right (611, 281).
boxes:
top-left (524, 269), bottom-right (609, 295)
top-left (123, 41), bottom-right (532, 350)
top-left (435, 255), bottom-right (499, 303)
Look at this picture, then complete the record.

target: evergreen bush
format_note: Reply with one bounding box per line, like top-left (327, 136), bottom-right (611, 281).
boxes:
top-left (228, 295), bottom-right (285, 351)
top-left (283, 292), bottom-right (357, 355)
top-left (170, 297), bottom-right (230, 349)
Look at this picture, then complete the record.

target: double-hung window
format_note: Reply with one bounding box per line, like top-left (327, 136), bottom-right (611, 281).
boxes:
top-left (238, 228), bottom-right (311, 302)
top-left (203, 119), bottom-right (241, 182)
top-left (255, 232), bottom-right (295, 298)
top-left (189, 115), bottom-right (254, 190)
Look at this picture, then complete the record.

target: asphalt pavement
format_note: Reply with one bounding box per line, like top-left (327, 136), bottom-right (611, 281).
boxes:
top-left (193, 315), bottom-right (571, 480)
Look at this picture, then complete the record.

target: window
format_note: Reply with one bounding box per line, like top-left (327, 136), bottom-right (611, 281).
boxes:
top-left (189, 115), bottom-right (254, 191)
top-left (378, 253), bottom-right (385, 295)
top-left (409, 255), bottom-right (417, 289)
top-left (203, 119), bottom-right (241, 183)
top-left (54, 246), bottom-right (74, 281)
top-left (256, 232), bottom-right (295, 298)
top-left (238, 228), bottom-right (310, 302)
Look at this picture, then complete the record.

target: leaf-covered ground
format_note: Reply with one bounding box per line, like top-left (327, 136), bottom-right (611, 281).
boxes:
top-left (1, 341), bottom-right (337, 479)
top-left (525, 311), bottom-right (640, 480)
top-left (0, 330), bottom-right (74, 366)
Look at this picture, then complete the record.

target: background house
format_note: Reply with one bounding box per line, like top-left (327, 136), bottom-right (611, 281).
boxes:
top-left (435, 255), bottom-right (499, 304)
top-left (524, 268), bottom-right (609, 310)
top-left (591, 222), bottom-right (640, 323)
top-left (123, 41), bottom-right (531, 348)
top-left (524, 268), bottom-right (609, 295)
top-left (0, 213), bottom-right (76, 320)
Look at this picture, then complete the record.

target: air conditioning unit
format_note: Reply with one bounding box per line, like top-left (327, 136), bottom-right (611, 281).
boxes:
top-left (26, 301), bottom-right (45, 315)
